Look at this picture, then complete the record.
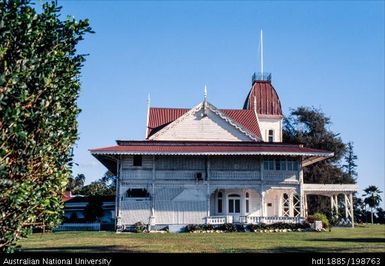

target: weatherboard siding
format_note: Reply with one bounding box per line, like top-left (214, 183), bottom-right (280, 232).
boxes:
top-left (152, 109), bottom-right (252, 141)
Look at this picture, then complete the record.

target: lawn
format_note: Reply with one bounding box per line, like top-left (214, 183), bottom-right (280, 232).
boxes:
top-left (18, 224), bottom-right (385, 253)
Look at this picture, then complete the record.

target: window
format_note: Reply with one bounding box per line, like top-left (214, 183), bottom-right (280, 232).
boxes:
top-left (275, 160), bottom-right (281, 170)
top-left (293, 161), bottom-right (299, 171)
top-left (287, 160), bottom-right (299, 171)
top-left (287, 160), bottom-right (293, 171)
top-left (133, 155), bottom-right (142, 166)
top-left (217, 192), bottom-right (223, 213)
top-left (280, 160), bottom-right (286, 170)
top-left (245, 192), bottom-right (249, 213)
top-left (235, 200), bottom-right (240, 213)
top-left (228, 194), bottom-right (241, 214)
top-left (264, 160), bottom-right (280, 171)
top-left (263, 161), bottom-right (269, 170)
top-left (126, 188), bottom-right (150, 198)
top-left (229, 200), bottom-right (234, 213)
top-left (268, 130), bottom-right (274, 142)
top-left (267, 203), bottom-right (272, 207)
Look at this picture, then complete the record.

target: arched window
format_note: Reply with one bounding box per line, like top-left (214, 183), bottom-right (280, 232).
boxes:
top-left (217, 191), bottom-right (223, 214)
top-left (282, 193), bottom-right (290, 217)
top-left (126, 188), bottom-right (150, 198)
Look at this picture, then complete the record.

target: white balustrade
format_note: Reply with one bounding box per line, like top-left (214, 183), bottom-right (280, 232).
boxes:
top-left (55, 223), bottom-right (101, 231)
top-left (206, 216), bottom-right (226, 224)
top-left (206, 216), bottom-right (304, 225)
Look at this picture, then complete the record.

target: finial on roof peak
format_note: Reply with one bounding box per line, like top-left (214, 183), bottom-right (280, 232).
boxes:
top-left (202, 85), bottom-right (208, 117)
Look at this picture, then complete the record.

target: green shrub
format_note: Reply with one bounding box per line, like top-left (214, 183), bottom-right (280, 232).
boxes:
top-left (219, 223), bottom-right (238, 232)
top-left (247, 222), bottom-right (310, 231)
top-left (134, 222), bottom-right (146, 233)
top-left (307, 212), bottom-right (330, 228)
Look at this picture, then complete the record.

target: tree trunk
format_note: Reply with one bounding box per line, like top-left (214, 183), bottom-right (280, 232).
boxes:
top-left (371, 208), bottom-right (374, 224)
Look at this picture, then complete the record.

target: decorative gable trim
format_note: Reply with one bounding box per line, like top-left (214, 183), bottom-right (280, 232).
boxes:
top-left (207, 103), bottom-right (262, 141)
top-left (148, 101), bottom-right (261, 141)
top-left (148, 103), bottom-right (203, 140)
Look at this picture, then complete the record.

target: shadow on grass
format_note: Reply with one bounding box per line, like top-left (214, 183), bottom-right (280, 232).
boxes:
top-left (235, 246), bottom-right (372, 253)
top-left (308, 238), bottom-right (385, 243)
top-left (19, 245), bottom-right (142, 253)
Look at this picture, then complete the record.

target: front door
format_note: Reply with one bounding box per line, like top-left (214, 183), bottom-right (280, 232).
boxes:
top-left (228, 194), bottom-right (241, 222)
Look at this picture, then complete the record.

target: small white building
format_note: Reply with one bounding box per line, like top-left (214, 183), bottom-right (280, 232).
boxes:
top-left (90, 74), bottom-right (357, 230)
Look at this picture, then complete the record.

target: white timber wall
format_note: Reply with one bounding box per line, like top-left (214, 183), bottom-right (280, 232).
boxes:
top-left (265, 190), bottom-right (282, 217)
top-left (117, 155), bottom-right (301, 225)
top-left (155, 187), bottom-right (207, 225)
top-left (258, 117), bottom-right (282, 142)
top-left (152, 109), bottom-right (252, 141)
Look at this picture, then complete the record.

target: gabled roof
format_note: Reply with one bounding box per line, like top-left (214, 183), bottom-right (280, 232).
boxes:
top-left (147, 106), bottom-right (262, 140)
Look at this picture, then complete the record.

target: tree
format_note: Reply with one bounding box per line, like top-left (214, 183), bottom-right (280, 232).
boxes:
top-left (375, 207), bottom-right (385, 224)
top-left (343, 142), bottom-right (358, 182)
top-left (80, 171), bottom-right (116, 196)
top-left (83, 197), bottom-right (104, 222)
top-left (353, 196), bottom-right (366, 223)
top-left (101, 171), bottom-right (116, 192)
top-left (283, 106), bottom-right (355, 214)
top-left (283, 106), bottom-right (351, 184)
top-left (66, 174), bottom-right (85, 194)
top-left (363, 186), bottom-right (383, 224)
top-left (0, 0), bottom-right (92, 252)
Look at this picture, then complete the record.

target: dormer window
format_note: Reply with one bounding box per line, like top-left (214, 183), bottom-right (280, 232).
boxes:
top-left (133, 155), bottom-right (142, 166)
top-left (268, 130), bottom-right (274, 142)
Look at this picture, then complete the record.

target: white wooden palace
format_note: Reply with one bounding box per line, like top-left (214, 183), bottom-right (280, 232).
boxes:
top-left (90, 73), bottom-right (357, 230)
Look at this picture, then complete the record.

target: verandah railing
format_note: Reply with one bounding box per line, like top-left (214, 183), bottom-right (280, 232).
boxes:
top-left (206, 216), bottom-right (303, 225)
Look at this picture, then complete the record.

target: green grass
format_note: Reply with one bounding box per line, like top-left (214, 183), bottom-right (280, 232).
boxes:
top-left (18, 224), bottom-right (385, 253)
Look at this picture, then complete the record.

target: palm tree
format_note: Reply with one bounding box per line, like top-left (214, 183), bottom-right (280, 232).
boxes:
top-left (363, 186), bottom-right (383, 224)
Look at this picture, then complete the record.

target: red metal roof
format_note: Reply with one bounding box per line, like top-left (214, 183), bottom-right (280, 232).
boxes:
top-left (243, 80), bottom-right (283, 116)
top-left (90, 141), bottom-right (332, 156)
top-left (221, 109), bottom-right (262, 139)
top-left (147, 107), bottom-right (262, 139)
top-left (147, 107), bottom-right (189, 137)
top-left (63, 191), bottom-right (73, 202)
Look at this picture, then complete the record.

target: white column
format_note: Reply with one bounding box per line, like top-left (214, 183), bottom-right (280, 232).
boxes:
top-left (303, 193), bottom-right (308, 217)
top-left (300, 185), bottom-right (304, 217)
top-left (330, 195), bottom-right (334, 213)
top-left (206, 157), bottom-right (210, 218)
top-left (344, 194), bottom-right (349, 219)
top-left (261, 191), bottom-right (266, 218)
top-left (149, 156), bottom-right (156, 227)
top-left (207, 185), bottom-right (210, 218)
top-left (115, 158), bottom-right (121, 230)
top-left (335, 195), bottom-right (339, 215)
top-left (350, 193), bottom-right (354, 228)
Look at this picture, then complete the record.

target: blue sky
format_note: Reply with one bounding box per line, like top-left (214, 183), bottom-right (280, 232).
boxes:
top-left (57, 1), bottom-right (384, 200)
